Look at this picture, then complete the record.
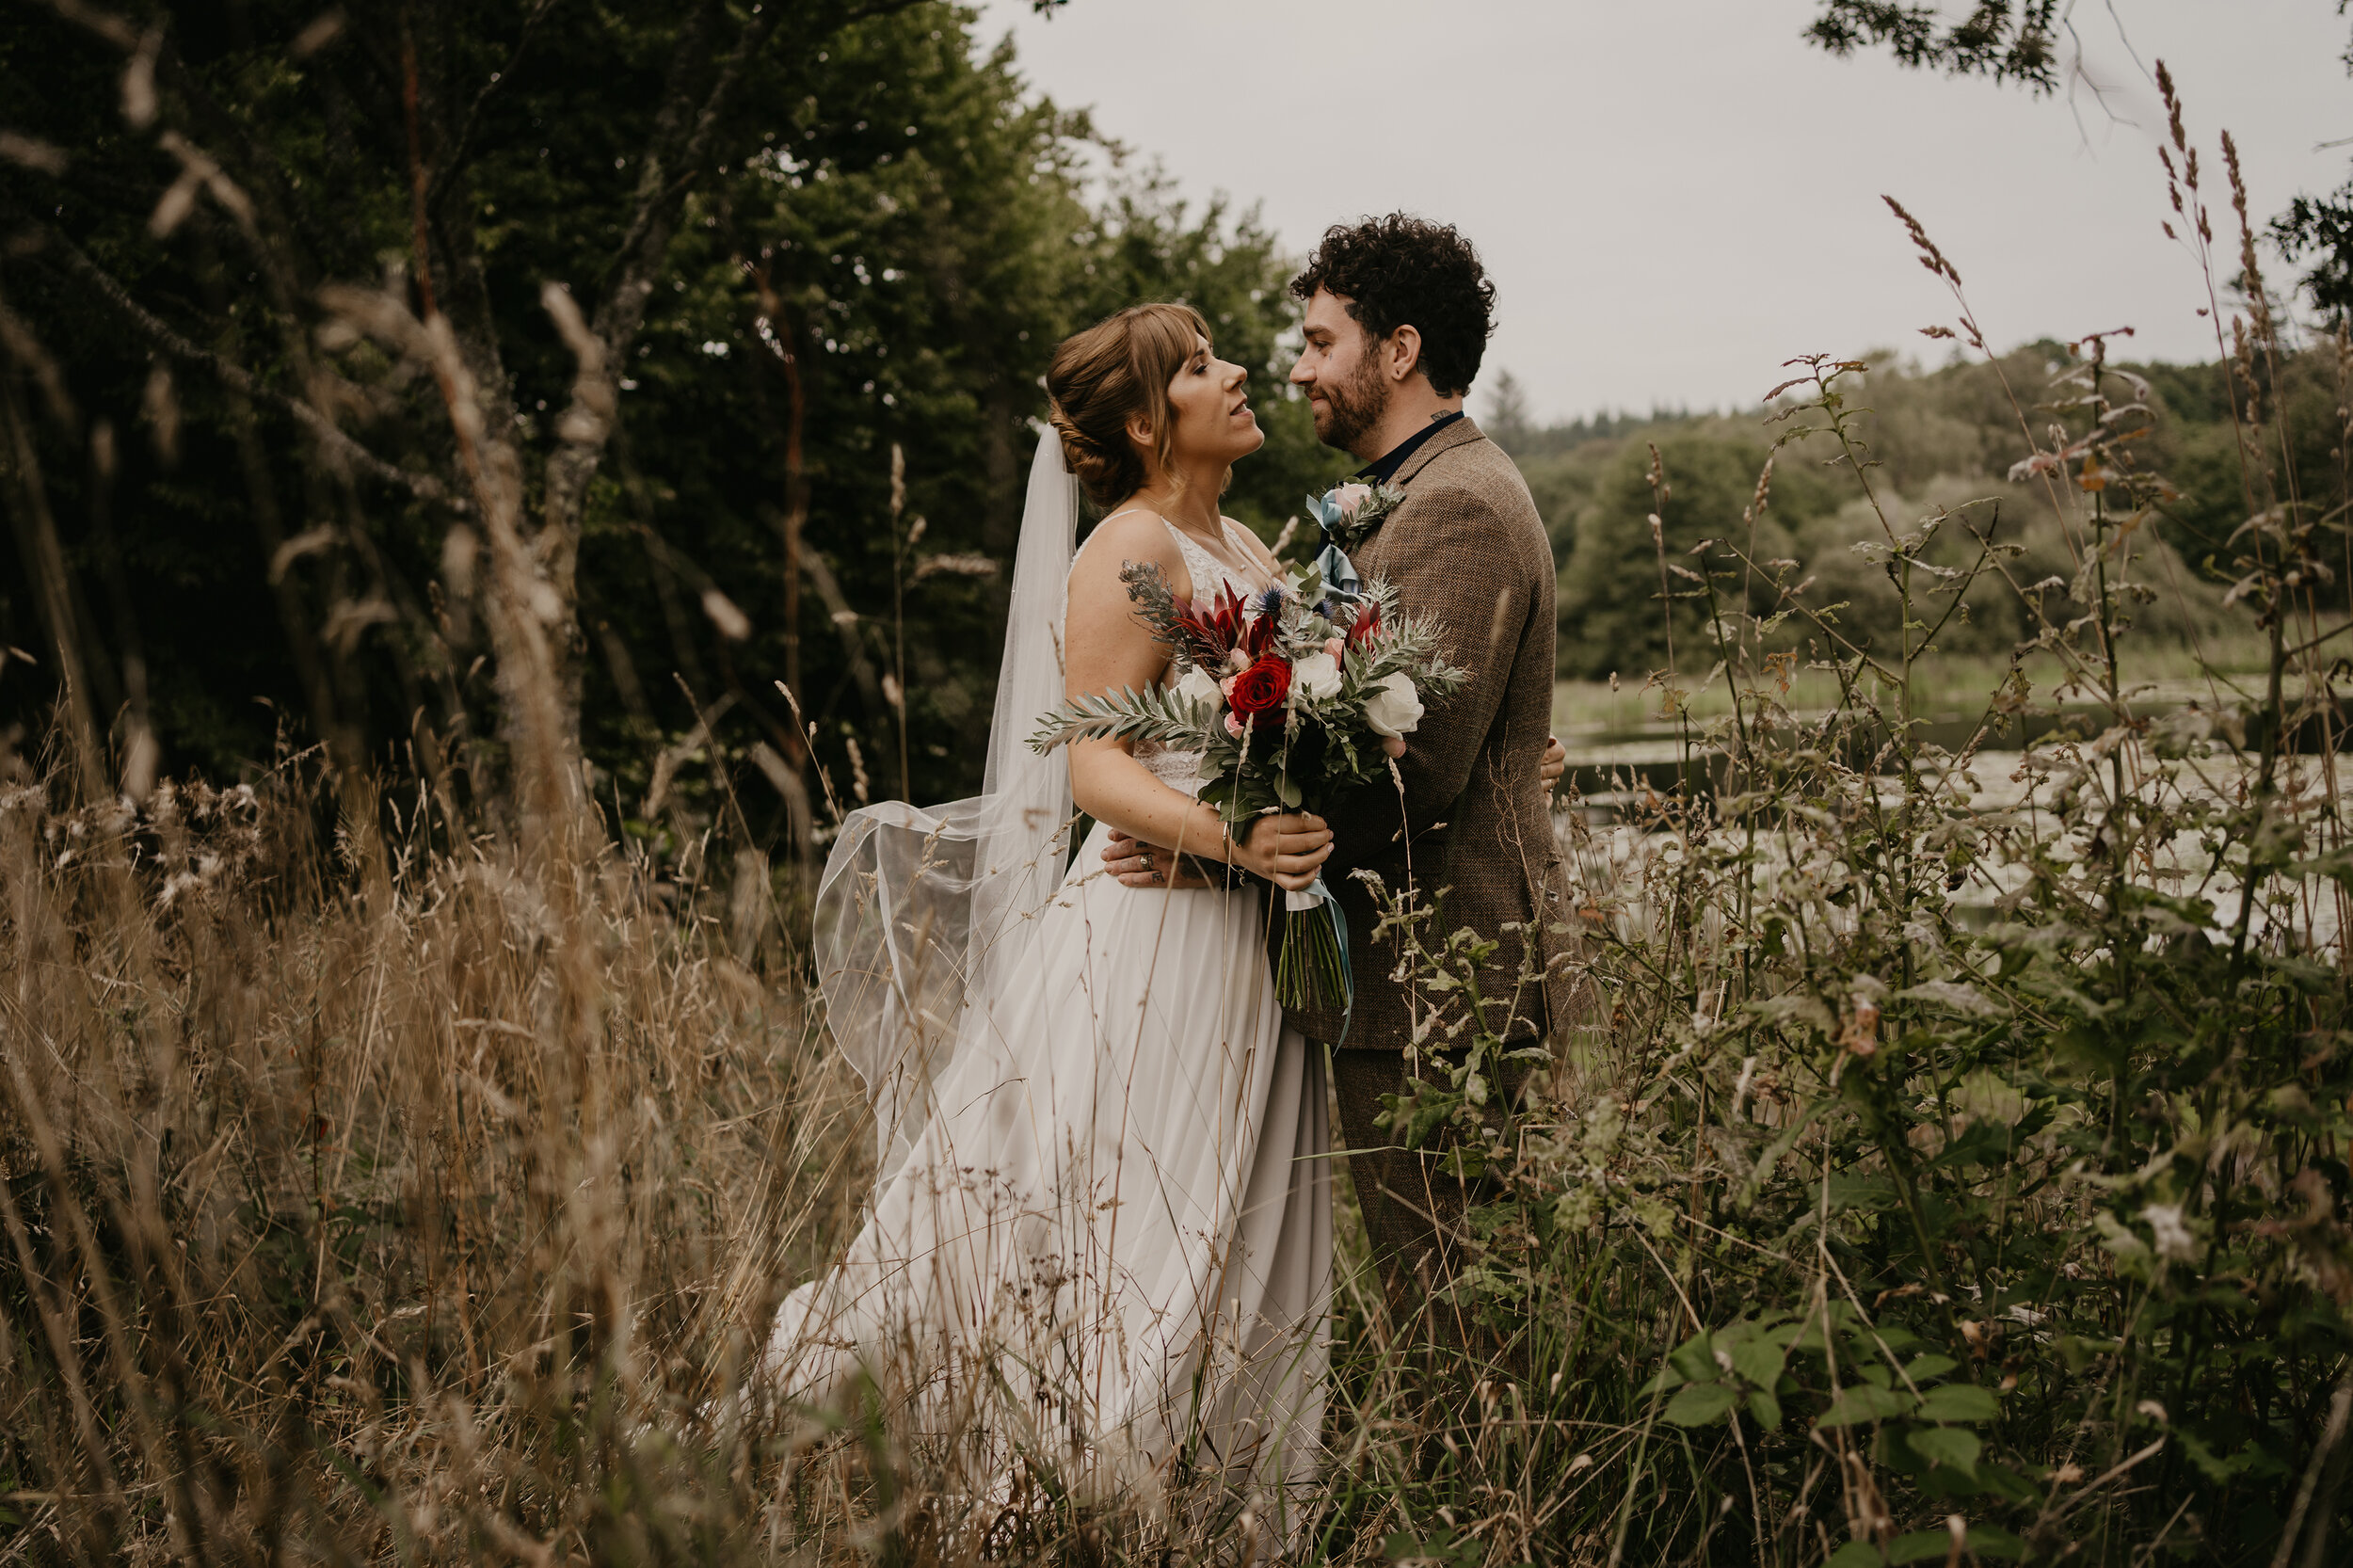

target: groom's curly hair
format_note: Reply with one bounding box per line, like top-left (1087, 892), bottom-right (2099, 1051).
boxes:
top-left (1290, 215), bottom-right (1497, 399)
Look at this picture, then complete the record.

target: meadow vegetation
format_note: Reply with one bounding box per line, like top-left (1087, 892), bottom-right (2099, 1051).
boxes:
top-left (4, 5), bottom-right (2353, 1566)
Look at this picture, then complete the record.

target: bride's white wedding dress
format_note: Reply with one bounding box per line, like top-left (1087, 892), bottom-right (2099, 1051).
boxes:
top-left (762, 462), bottom-right (1331, 1526)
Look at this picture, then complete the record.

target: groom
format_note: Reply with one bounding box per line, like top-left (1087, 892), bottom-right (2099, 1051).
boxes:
top-left (1107, 214), bottom-right (1578, 1343)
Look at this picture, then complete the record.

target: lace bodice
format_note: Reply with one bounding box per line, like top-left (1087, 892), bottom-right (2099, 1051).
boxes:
top-left (1097, 517), bottom-right (1267, 794)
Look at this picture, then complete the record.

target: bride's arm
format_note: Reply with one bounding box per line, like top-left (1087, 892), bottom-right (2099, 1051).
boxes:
top-left (1102, 733), bottom-right (1569, 888)
top-left (1063, 515), bottom-right (1334, 892)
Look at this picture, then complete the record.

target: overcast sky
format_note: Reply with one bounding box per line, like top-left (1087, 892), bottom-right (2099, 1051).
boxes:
top-left (971, 0), bottom-right (2351, 427)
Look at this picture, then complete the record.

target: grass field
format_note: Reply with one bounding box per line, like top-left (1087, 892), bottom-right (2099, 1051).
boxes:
top-left (1553, 633), bottom-right (2279, 737)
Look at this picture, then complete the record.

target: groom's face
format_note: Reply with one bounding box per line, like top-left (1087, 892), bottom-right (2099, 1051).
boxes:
top-left (1290, 288), bottom-right (1389, 458)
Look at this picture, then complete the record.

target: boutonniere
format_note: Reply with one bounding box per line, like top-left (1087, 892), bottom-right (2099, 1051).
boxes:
top-left (1305, 479), bottom-right (1405, 555)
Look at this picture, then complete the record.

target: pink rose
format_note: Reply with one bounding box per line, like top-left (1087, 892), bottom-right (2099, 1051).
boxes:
top-left (1224, 711), bottom-right (1244, 738)
top-left (1382, 735), bottom-right (1407, 759)
top-left (1219, 674), bottom-right (1239, 700)
top-left (1323, 636), bottom-right (1345, 660)
top-left (1334, 481), bottom-right (1373, 517)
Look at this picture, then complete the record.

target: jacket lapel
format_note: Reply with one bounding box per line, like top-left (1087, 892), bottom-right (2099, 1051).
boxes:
top-left (1393, 414), bottom-right (1485, 489)
top-left (1356, 416), bottom-right (1487, 574)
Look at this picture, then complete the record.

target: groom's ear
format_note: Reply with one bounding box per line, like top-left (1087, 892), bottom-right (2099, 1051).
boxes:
top-left (1383, 324), bottom-right (1426, 386)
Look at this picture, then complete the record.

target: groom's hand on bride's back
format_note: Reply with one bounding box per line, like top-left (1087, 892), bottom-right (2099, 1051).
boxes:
top-left (1102, 816), bottom-right (1333, 893)
top-left (1102, 828), bottom-right (1209, 889)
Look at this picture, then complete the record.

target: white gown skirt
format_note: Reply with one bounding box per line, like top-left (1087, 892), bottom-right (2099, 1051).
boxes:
top-left (764, 818), bottom-right (1333, 1517)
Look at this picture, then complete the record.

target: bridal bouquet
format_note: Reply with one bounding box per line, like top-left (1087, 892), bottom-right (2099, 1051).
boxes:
top-left (1028, 557), bottom-right (1467, 1021)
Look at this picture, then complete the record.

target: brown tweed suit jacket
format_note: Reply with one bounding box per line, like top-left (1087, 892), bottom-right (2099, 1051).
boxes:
top-left (1277, 416), bottom-right (1577, 1050)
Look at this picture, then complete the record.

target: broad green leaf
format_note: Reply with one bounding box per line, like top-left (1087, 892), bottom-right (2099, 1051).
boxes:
top-left (1903, 1353), bottom-right (1959, 1382)
top-left (1663, 1381), bottom-right (1740, 1427)
top-left (1889, 1523), bottom-right (2026, 1560)
top-left (1668, 1335), bottom-right (1717, 1384)
top-left (1817, 1383), bottom-right (1915, 1427)
top-left (1915, 1383), bottom-right (2000, 1422)
top-left (1961, 1524), bottom-right (2027, 1559)
top-left (1823, 1544), bottom-right (1884, 1568)
top-left (1824, 1173), bottom-right (1898, 1213)
top-left (1907, 1424), bottom-right (1982, 1474)
top-left (1732, 1336), bottom-right (1785, 1387)
top-left (1747, 1388), bottom-right (1784, 1431)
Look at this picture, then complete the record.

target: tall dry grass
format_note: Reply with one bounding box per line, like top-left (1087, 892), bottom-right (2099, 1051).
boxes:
top-left (0, 734), bottom-right (893, 1561)
top-left (7, 25), bottom-right (2353, 1568)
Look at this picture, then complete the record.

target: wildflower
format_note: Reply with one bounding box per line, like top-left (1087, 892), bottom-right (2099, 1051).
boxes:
top-left (2142, 1203), bottom-right (2198, 1262)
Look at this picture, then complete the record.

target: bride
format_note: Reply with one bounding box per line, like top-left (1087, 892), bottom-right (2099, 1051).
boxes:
top-left (761, 303), bottom-right (1339, 1523)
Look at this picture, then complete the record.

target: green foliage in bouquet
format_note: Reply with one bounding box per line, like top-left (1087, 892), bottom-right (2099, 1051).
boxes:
top-left (1026, 561), bottom-right (1467, 844)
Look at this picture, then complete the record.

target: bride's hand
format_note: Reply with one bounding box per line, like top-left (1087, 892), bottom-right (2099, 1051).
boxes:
top-left (1229, 812), bottom-right (1333, 893)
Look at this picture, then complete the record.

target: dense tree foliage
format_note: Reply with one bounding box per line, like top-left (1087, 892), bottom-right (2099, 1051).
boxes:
top-left (0, 0), bottom-right (1340, 840)
top-left (1521, 343), bottom-right (2345, 680)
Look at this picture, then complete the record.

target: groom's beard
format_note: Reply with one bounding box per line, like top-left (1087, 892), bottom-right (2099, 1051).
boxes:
top-left (1312, 355), bottom-right (1390, 456)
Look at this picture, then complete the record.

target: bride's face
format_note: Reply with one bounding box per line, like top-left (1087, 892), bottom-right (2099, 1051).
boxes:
top-left (1148, 334), bottom-right (1264, 473)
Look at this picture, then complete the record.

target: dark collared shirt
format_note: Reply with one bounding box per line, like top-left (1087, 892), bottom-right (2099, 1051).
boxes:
top-left (1355, 409), bottom-right (1464, 486)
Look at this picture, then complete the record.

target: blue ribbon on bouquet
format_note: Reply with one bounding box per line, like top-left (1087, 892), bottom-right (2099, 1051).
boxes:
top-left (1313, 538), bottom-right (1362, 603)
top-left (1288, 872), bottom-right (1354, 1045)
top-left (1304, 488), bottom-right (1369, 609)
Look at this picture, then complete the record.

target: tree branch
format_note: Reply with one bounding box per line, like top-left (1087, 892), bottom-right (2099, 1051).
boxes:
top-left (541, 1), bottom-right (924, 589)
top-left (26, 219), bottom-right (452, 507)
top-left (424, 0), bottom-right (567, 212)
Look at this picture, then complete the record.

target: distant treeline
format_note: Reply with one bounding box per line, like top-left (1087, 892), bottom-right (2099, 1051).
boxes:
top-left (1493, 343), bottom-right (2349, 681)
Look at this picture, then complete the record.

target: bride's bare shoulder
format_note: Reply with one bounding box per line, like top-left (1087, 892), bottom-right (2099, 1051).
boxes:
top-left (1068, 508), bottom-right (1190, 604)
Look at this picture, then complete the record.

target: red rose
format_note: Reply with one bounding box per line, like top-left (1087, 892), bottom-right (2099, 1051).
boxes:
top-left (1227, 652), bottom-right (1291, 719)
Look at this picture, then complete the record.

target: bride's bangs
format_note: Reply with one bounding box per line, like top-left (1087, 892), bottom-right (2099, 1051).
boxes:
top-left (1047, 301), bottom-right (1216, 506)
top-left (1125, 302), bottom-right (1213, 493)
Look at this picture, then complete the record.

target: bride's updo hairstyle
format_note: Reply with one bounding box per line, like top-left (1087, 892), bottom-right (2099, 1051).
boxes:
top-left (1046, 302), bottom-right (1213, 507)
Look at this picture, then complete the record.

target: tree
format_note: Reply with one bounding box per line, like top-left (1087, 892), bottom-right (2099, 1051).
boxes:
top-left (0, 1), bottom-right (1332, 829)
top-left (1483, 368), bottom-right (1535, 456)
top-left (1804, 2), bottom-right (2064, 88)
top-left (1557, 435), bottom-right (1803, 681)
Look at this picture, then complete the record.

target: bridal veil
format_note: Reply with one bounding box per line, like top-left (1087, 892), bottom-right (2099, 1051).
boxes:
top-left (810, 431), bottom-right (1083, 1179)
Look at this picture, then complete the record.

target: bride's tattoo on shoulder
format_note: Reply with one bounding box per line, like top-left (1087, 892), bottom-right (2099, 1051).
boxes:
top-left (1120, 559), bottom-right (1179, 626)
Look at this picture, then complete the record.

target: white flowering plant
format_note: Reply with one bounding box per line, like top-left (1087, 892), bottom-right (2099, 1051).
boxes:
top-left (1029, 558), bottom-right (1467, 1014)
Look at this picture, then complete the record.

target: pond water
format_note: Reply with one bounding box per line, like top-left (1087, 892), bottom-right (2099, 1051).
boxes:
top-left (1551, 715), bottom-right (2353, 957)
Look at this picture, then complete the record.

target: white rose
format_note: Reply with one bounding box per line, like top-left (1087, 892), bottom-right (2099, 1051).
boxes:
top-left (1175, 664), bottom-right (1224, 712)
top-left (1290, 650), bottom-right (1342, 703)
top-left (1363, 671), bottom-right (1423, 737)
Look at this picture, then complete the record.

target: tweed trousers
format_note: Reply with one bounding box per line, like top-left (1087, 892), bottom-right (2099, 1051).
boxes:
top-left (1330, 1046), bottom-right (1531, 1359)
